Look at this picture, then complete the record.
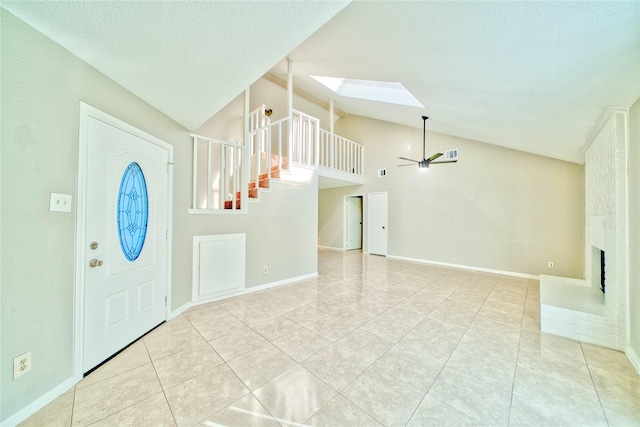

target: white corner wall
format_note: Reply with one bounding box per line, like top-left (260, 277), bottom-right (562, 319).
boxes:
top-left (1, 10), bottom-right (319, 423)
top-left (1, 10), bottom-right (189, 421)
top-left (627, 97), bottom-right (640, 370)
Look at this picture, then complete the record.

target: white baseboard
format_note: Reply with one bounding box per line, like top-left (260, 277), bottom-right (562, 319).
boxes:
top-left (2, 377), bottom-right (76, 427)
top-left (386, 255), bottom-right (539, 280)
top-left (318, 245), bottom-right (344, 251)
top-left (170, 272), bottom-right (319, 316)
top-left (626, 345), bottom-right (640, 375)
top-left (168, 301), bottom-right (193, 319)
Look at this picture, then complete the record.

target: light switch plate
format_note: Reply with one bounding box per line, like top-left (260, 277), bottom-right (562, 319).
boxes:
top-left (50, 193), bottom-right (72, 212)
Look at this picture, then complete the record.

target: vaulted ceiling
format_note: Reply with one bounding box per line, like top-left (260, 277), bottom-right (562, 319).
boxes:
top-left (3, 1), bottom-right (639, 163)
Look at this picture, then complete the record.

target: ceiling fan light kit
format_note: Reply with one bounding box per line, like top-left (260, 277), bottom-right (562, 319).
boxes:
top-left (398, 116), bottom-right (459, 169)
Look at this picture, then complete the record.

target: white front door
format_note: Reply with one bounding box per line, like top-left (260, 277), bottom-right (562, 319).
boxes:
top-left (367, 192), bottom-right (388, 256)
top-left (346, 196), bottom-right (362, 250)
top-left (83, 112), bottom-right (170, 372)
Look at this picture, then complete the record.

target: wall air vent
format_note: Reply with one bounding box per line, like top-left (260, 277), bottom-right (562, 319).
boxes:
top-left (445, 149), bottom-right (459, 161)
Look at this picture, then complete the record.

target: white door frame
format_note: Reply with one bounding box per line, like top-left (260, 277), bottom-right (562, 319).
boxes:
top-left (74, 103), bottom-right (173, 380)
top-left (343, 194), bottom-right (363, 250)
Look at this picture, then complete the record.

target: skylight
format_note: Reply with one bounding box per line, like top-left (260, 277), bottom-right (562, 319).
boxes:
top-left (311, 76), bottom-right (424, 108)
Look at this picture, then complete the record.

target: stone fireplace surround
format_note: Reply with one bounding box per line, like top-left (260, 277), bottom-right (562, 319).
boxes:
top-left (540, 110), bottom-right (628, 351)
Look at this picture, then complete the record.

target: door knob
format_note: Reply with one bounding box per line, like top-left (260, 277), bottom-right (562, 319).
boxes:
top-left (90, 242), bottom-right (99, 250)
top-left (89, 259), bottom-right (104, 268)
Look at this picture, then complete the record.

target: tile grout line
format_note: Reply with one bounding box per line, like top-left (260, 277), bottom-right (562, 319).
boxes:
top-left (335, 273), bottom-right (485, 426)
top-left (68, 386), bottom-right (76, 427)
top-left (579, 341), bottom-right (612, 426)
top-left (142, 339), bottom-right (179, 427)
top-left (506, 287), bottom-right (527, 427)
top-left (402, 274), bottom-right (499, 426)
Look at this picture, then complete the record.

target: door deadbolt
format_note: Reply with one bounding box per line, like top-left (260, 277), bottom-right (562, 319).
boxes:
top-left (89, 259), bottom-right (104, 268)
top-left (90, 242), bottom-right (99, 250)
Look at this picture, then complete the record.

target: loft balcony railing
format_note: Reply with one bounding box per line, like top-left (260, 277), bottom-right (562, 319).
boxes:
top-left (190, 106), bottom-right (364, 213)
top-left (319, 129), bottom-right (363, 176)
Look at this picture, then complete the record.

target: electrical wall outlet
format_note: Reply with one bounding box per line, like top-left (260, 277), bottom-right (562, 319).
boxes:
top-left (14, 352), bottom-right (31, 379)
top-left (263, 266), bottom-right (268, 274)
top-left (50, 193), bottom-right (72, 212)
top-left (548, 261), bottom-right (554, 269)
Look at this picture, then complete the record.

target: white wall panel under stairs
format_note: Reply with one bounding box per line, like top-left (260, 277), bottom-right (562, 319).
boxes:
top-left (192, 234), bottom-right (245, 301)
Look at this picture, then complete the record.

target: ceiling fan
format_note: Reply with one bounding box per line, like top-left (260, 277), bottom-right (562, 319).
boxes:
top-left (398, 116), bottom-right (458, 169)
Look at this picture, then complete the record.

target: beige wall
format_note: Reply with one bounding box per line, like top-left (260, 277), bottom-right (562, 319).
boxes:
top-left (1, 10), bottom-right (188, 419)
top-left (320, 115), bottom-right (585, 278)
top-left (1, 10), bottom-right (317, 421)
top-left (628, 97), bottom-right (640, 357)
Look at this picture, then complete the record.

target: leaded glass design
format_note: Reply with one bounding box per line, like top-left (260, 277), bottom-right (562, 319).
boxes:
top-left (117, 162), bottom-right (148, 261)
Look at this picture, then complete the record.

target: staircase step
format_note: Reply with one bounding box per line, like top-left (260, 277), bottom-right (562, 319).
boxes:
top-left (224, 155), bottom-right (287, 211)
top-left (263, 154), bottom-right (288, 169)
top-left (224, 200), bottom-right (241, 210)
top-left (249, 179), bottom-right (270, 189)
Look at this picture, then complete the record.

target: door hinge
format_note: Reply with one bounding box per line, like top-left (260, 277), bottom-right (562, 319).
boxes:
top-left (166, 229), bottom-right (168, 240)
top-left (165, 296), bottom-right (167, 306)
top-left (166, 162), bottom-right (173, 173)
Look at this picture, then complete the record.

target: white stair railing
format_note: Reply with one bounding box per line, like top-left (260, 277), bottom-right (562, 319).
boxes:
top-left (291, 109), bottom-right (320, 167)
top-left (319, 130), bottom-right (364, 175)
top-left (190, 107), bottom-right (363, 214)
top-left (248, 105), bottom-right (289, 188)
top-left (191, 134), bottom-right (245, 211)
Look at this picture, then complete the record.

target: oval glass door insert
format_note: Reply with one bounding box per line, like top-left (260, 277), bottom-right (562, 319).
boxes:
top-left (117, 162), bottom-right (149, 261)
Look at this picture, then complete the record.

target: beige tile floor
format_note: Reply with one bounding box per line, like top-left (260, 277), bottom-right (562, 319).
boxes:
top-left (20, 250), bottom-right (640, 427)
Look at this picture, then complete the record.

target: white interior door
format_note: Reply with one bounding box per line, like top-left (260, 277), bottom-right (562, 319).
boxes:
top-left (83, 115), bottom-right (169, 372)
top-left (346, 196), bottom-right (363, 250)
top-left (368, 192), bottom-right (388, 256)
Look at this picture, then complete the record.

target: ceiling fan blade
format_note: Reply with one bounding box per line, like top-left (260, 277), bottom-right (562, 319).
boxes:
top-left (398, 157), bottom-right (419, 162)
top-left (429, 160), bottom-right (458, 164)
top-left (397, 163), bottom-right (417, 167)
top-left (428, 152), bottom-right (443, 161)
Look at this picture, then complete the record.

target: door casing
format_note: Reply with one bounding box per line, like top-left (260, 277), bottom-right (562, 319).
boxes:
top-left (74, 103), bottom-right (173, 380)
top-left (344, 195), bottom-right (363, 250)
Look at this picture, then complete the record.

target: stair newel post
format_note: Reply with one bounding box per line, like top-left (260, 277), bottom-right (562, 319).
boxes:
top-left (192, 136), bottom-right (198, 209)
top-left (330, 99), bottom-right (335, 169)
top-left (251, 130), bottom-right (262, 186)
top-left (314, 117), bottom-right (320, 167)
top-left (267, 123), bottom-right (272, 180)
top-left (278, 121), bottom-right (283, 170)
top-left (306, 116), bottom-right (311, 166)
top-left (207, 139), bottom-right (213, 209)
top-left (218, 142), bottom-right (224, 210)
top-left (233, 145), bottom-right (239, 210)
top-left (243, 88), bottom-right (250, 210)
top-left (287, 58), bottom-right (293, 169)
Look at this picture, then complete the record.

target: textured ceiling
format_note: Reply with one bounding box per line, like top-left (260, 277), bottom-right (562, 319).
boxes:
top-left (273, 1), bottom-right (640, 163)
top-left (3, 1), bottom-right (639, 163)
top-left (1, 1), bottom-right (349, 130)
